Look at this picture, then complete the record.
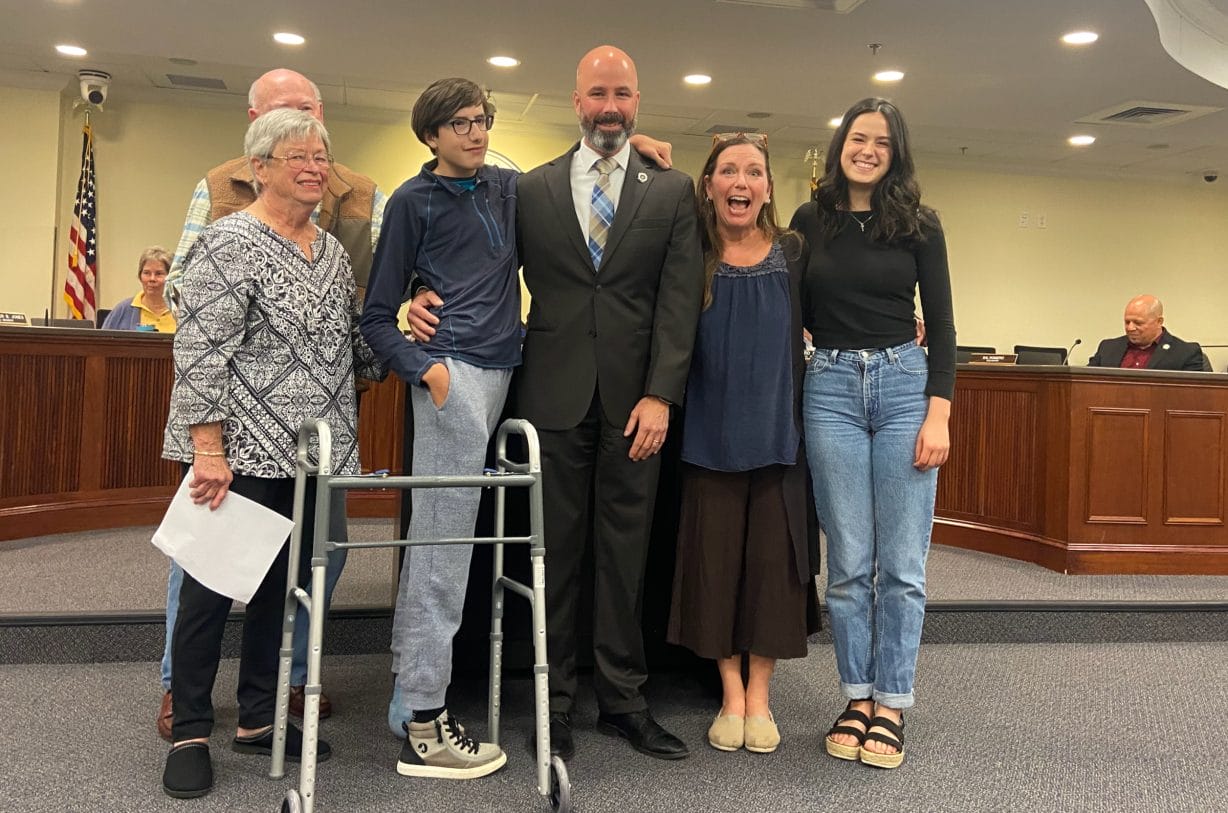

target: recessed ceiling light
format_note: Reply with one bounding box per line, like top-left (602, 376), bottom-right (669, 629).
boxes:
top-left (487, 56), bottom-right (520, 68)
top-left (1068, 135), bottom-right (1096, 146)
top-left (828, 116), bottom-right (843, 128)
top-left (273, 32), bottom-right (305, 46)
top-left (1061, 31), bottom-right (1099, 45)
top-left (873, 70), bottom-right (904, 82)
top-left (684, 74), bottom-right (712, 86)
top-left (56, 44), bottom-right (87, 57)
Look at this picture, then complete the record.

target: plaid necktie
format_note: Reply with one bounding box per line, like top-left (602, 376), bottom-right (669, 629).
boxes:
top-left (588, 156), bottom-right (617, 269)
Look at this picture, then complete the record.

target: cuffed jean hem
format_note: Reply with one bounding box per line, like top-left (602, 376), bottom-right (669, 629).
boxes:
top-left (840, 682), bottom-right (875, 702)
top-left (841, 682), bottom-right (914, 709)
top-left (871, 689), bottom-right (914, 710)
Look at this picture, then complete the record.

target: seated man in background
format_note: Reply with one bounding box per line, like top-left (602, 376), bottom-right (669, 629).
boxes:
top-left (1088, 294), bottom-right (1211, 372)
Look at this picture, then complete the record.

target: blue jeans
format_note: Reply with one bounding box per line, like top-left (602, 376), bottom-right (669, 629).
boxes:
top-left (802, 341), bottom-right (937, 709)
top-left (161, 486), bottom-right (350, 689)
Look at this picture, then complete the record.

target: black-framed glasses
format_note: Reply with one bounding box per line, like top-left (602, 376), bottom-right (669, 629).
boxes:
top-left (712, 131), bottom-right (768, 147)
top-left (447, 115), bottom-right (495, 135)
top-left (268, 153), bottom-right (333, 170)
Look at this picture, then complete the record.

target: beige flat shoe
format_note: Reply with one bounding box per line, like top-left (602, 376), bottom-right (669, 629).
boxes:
top-left (743, 712), bottom-right (780, 754)
top-left (707, 711), bottom-right (744, 752)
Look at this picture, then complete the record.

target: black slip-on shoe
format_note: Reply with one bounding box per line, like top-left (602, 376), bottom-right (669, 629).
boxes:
top-left (231, 724), bottom-right (332, 763)
top-left (163, 742), bottom-right (212, 799)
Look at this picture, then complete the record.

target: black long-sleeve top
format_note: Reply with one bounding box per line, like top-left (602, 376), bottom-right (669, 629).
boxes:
top-left (789, 202), bottom-right (957, 400)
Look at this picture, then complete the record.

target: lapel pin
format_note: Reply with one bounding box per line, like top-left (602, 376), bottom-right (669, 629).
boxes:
top-left (637, 172), bottom-right (648, 183)
top-left (1162, 343), bottom-right (1171, 350)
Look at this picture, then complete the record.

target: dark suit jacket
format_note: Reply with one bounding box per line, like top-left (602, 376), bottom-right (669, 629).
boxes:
top-left (1088, 329), bottom-right (1210, 372)
top-left (515, 145), bottom-right (704, 430)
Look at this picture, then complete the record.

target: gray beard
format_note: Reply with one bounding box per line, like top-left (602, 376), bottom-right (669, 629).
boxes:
top-left (581, 118), bottom-right (634, 154)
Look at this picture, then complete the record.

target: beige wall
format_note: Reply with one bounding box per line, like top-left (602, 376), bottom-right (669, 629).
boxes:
top-left (5, 85), bottom-right (1227, 369)
top-left (0, 85), bottom-right (62, 319)
top-left (921, 167), bottom-right (1228, 369)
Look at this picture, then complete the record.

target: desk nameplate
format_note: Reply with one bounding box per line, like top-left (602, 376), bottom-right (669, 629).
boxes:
top-left (967, 353), bottom-right (1017, 364)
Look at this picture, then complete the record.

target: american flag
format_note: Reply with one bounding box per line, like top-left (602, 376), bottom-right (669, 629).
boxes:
top-left (64, 122), bottom-right (98, 321)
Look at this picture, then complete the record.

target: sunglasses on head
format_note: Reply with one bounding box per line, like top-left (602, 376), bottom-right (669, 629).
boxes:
top-left (712, 131), bottom-right (768, 147)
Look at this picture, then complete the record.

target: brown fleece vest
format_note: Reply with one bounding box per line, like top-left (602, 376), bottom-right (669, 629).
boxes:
top-left (204, 156), bottom-right (377, 286)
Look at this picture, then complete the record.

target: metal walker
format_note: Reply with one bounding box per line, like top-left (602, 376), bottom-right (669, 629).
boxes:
top-left (272, 417), bottom-right (572, 812)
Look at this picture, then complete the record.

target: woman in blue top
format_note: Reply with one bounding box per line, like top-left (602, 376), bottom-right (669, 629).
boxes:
top-left (667, 133), bottom-right (817, 755)
top-left (790, 98), bottom-right (956, 769)
top-left (101, 246), bottom-right (176, 332)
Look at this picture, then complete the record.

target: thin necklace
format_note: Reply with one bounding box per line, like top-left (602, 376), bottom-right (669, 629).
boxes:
top-left (848, 211), bottom-right (874, 232)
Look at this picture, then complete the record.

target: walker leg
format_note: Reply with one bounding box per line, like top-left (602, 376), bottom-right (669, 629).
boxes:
top-left (549, 757), bottom-right (572, 813)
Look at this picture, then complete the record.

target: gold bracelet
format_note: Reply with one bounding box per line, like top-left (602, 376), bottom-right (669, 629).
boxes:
top-left (193, 449), bottom-right (225, 457)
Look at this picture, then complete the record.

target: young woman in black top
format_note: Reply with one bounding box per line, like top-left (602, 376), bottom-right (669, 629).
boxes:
top-left (789, 97), bottom-right (955, 769)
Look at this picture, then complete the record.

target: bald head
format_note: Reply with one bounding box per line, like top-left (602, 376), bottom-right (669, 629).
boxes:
top-left (248, 69), bottom-right (323, 122)
top-left (573, 46), bottom-right (640, 155)
top-left (1124, 294), bottom-right (1164, 347)
top-left (575, 46), bottom-right (638, 91)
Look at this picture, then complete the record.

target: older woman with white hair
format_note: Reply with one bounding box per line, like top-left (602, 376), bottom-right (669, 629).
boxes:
top-left (159, 108), bottom-right (383, 799)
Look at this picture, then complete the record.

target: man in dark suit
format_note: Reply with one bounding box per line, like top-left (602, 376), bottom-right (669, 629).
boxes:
top-left (1088, 294), bottom-right (1210, 371)
top-left (516, 45), bottom-right (703, 761)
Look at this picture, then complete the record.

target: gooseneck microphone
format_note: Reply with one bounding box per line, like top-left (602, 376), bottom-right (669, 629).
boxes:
top-left (1063, 337), bottom-right (1082, 365)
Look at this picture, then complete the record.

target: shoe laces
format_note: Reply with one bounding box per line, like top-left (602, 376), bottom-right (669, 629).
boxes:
top-left (440, 714), bottom-right (480, 755)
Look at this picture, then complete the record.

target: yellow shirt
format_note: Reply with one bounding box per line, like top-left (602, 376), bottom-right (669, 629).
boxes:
top-left (132, 291), bottom-right (177, 333)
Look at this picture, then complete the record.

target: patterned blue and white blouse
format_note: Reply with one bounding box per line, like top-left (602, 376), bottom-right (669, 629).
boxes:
top-left (162, 211), bottom-right (385, 478)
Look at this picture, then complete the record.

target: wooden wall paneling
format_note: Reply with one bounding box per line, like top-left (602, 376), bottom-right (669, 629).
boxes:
top-left (935, 382), bottom-right (983, 516)
top-left (1, 327), bottom-right (401, 542)
top-left (936, 366), bottom-right (1228, 574)
top-left (1084, 407), bottom-right (1149, 523)
top-left (0, 354), bottom-right (84, 499)
top-left (101, 357), bottom-right (180, 490)
top-left (349, 373), bottom-right (405, 518)
top-left (1039, 375), bottom-right (1072, 545)
top-left (979, 387), bottom-right (1040, 529)
top-left (1163, 410), bottom-right (1225, 525)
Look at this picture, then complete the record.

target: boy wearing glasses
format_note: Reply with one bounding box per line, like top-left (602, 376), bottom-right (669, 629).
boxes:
top-left (361, 77), bottom-right (517, 780)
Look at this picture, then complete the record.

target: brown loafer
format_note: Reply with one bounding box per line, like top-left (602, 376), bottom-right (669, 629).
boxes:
top-left (289, 685), bottom-right (332, 720)
top-left (157, 690), bottom-right (173, 742)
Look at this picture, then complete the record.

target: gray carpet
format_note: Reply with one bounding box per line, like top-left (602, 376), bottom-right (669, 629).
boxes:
top-left (5, 523), bottom-right (1228, 617)
top-left (0, 520), bottom-right (400, 616)
top-left (4, 644), bottom-right (1227, 812)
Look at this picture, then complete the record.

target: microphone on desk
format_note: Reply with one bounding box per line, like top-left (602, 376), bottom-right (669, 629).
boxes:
top-left (1063, 337), bottom-right (1082, 365)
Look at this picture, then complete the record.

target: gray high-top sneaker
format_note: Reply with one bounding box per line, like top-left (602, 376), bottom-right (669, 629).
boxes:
top-left (396, 711), bottom-right (507, 780)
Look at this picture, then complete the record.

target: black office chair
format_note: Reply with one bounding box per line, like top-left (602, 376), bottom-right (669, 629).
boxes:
top-left (95, 308), bottom-right (111, 328)
top-left (1013, 344), bottom-right (1067, 365)
top-left (957, 344), bottom-right (996, 363)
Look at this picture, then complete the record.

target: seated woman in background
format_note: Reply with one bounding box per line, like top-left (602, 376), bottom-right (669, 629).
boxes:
top-left (101, 246), bottom-right (176, 332)
top-left (667, 133), bottom-right (817, 755)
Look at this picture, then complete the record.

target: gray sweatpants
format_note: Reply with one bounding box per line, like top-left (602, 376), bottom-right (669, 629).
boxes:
top-left (390, 357), bottom-right (511, 711)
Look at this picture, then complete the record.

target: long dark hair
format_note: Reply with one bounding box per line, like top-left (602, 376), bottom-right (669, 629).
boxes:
top-left (695, 134), bottom-right (797, 309)
top-left (815, 97), bottom-right (938, 245)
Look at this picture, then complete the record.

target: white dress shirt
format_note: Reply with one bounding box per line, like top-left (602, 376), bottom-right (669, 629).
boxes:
top-left (570, 139), bottom-right (631, 245)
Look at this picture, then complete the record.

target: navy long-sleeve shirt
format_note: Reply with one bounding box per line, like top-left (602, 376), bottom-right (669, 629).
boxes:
top-left (361, 162), bottom-right (521, 385)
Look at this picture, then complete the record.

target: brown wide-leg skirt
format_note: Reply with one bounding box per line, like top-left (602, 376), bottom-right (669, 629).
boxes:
top-left (667, 462), bottom-right (818, 660)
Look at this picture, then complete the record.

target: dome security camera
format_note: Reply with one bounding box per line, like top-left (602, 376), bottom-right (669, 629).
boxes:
top-left (78, 69), bottom-right (111, 106)
top-left (1203, 170), bottom-right (1219, 183)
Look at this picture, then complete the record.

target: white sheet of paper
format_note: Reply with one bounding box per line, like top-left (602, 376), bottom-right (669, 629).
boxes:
top-left (151, 470), bottom-right (295, 604)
